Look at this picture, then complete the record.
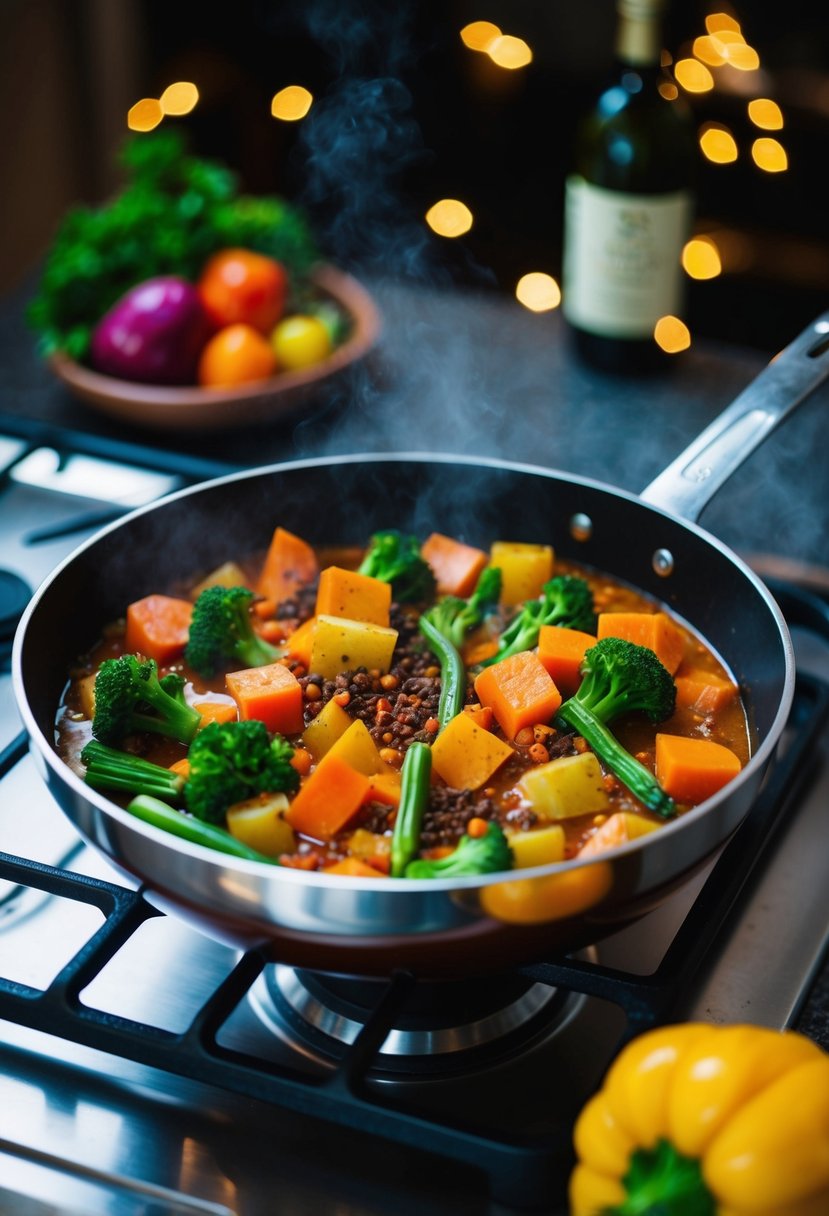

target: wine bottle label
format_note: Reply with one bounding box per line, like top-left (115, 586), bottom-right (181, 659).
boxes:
top-left (563, 176), bottom-right (692, 339)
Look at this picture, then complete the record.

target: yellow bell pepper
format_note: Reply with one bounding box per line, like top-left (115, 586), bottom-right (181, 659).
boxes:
top-left (570, 1022), bottom-right (829, 1215)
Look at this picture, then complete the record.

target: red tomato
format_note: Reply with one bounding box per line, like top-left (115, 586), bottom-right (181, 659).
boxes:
top-left (197, 248), bottom-right (288, 334)
top-left (197, 323), bottom-right (277, 387)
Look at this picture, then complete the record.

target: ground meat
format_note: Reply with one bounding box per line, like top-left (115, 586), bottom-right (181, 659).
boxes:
top-left (420, 787), bottom-right (499, 848)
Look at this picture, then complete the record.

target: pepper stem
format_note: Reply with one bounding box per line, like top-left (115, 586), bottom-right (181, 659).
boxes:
top-left (610, 1139), bottom-right (715, 1216)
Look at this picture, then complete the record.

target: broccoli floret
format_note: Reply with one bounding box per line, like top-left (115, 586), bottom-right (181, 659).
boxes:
top-left (92, 654), bottom-right (202, 745)
top-left (405, 820), bottom-right (513, 878)
top-left (480, 575), bottom-right (596, 667)
top-left (185, 719), bottom-right (299, 824)
top-left (421, 566), bottom-right (502, 650)
top-left (357, 530), bottom-right (437, 603)
top-left (185, 585), bottom-right (283, 678)
top-left (81, 739), bottom-right (185, 802)
top-left (557, 636), bottom-right (677, 817)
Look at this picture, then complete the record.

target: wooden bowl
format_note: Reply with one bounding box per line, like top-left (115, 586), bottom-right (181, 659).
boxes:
top-left (48, 265), bottom-right (381, 432)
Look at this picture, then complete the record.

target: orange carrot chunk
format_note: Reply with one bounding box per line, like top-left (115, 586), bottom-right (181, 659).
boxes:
top-left (193, 700), bottom-right (238, 727)
top-left (537, 625), bottom-right (597, 695)
top-left (473, 650), bottom-right (562, 741)
top-left (124, 594), bottom-right (193, 665)
top-left (674, 668), bottom-right (739, 715)
top-left (597, 611), bottom-right (685, 675)
top-left (421, 532), bottom-right (488, 597)
top-left (322, 857), bottom-right (387, 877)
top-left (284, 616), bottom-right (317, 667)
top-left (315, 566), bottom-right (391, 627)
top-left (654, 733), bottom-right (742, 803)
top-left (257, 526), bottom-right (318, 604)
top-left (226, 662), bottom-right (304, 735)
top-left (285, 753), bottom-right (371, 841)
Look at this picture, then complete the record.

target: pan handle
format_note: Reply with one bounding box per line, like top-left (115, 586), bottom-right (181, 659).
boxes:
top-left (640, 312), bottom-right (829, 522)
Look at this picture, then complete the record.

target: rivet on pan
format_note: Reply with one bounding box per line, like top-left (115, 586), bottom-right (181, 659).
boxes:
top-left (570, 513), bottom-right (593, 542)
top-left (653, 548), bottom-right (674, 577)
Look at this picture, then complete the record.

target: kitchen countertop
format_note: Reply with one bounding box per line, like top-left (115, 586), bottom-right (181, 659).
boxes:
top-left (2, 270), bottom-right (829, 1062)
top-left (3, 271), bottom-right (828, 576)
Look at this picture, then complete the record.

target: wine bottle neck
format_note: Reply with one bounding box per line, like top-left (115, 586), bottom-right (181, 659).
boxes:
top-left (615, 0), bottom-right (664, 68)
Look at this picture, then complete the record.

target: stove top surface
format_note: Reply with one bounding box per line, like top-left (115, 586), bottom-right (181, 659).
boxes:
top-left (1, 415), bottom-right (828, 1216)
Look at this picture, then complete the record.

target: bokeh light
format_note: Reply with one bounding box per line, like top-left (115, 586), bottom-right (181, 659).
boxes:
top-left (159, 81), bottom-right (199, 116)
top-left (675, 58), bottom-right (714, 93)
top-left (654, 316), bottom-right (691, 354)
top-left (682, 237), bottom-right (722, 280)
top-left (460, 21), bottom-right (501, 52)
top-left (271, 85), bottom-right (313, 121)
top-left (127, 98), bottom-right (163, 132)
top-left (515, 273), bottom-right (561, 312)
top-left (487, 35), bottom-right (533, 70)
top-left (699, 124), bottom-right (739, 163)
top-left (425, 198), bottom-right (474, 238)
top-left (752, 137), bottom-right (788, 172)
top-left (748, 98), bottom-right (783, 129)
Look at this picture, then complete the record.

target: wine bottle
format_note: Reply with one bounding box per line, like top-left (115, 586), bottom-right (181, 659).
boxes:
top-left (561, 0), bottom-right (696, 373)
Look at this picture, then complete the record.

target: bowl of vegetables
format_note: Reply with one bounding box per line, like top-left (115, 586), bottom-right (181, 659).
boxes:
top-left (29, 131), bottom-right (381, 431)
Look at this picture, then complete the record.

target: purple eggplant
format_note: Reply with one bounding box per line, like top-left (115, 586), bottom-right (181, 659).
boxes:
top-left (90, 276), bottom-right (209, 385)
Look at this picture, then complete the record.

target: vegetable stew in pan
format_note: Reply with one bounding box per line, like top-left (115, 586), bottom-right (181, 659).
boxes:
top-left (57, 524), bottom-right (750, 878)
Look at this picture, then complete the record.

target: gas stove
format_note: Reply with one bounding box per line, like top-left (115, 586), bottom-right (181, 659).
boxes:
top-left (1, 412), bottom-right (828, 1216)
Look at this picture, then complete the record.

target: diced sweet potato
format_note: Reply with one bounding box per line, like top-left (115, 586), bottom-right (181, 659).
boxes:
top-left (326, 719), bottom-right (385, 775)
top-left (655, 733), bottom-right (742, 803)
top-left (578, 812), bottom-right (660, 858)
top-left (124, 594), bottom-right (193, 664)
top-left (315, 567), bottom-right (391, 627)
top-left (421, 532), bottom-right (488, 597)
top-left (284, 616), bottom-right (317, 667)
top-left (489, 541), bottom-right (554, 605)
top-left (257, 527), bottom-right (318, 604)
top-left (286, 753), bottom-right (370, 841)
top-left (322, 857), bottom-right (387, 877)
top-left (674, 668), bottom-right (739, 715)
top-left (226, 662), bottom-right (304, 735)
top-left (430, 710), bottom-right (514, 789)
top-left (597, 611), bottom-right (685, 675)
top-left (537, 625), bottom-right (597, 695)
top-left (473, 650), bottom-right (562, 741)
top-left (193, 700), bottom-right (238, 727)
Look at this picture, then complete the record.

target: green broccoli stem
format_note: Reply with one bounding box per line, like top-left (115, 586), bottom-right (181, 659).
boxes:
top-left (557, 698), bottom-right (675, 818)
top-left (419, 614), bottom-right (466, 729)
top-left (390, 741), bottom-right (432, 878)
top-left (130, 677), bottom-right (202, 743)
top-left (81, 740), bottom-right (185, 801)
top-left (611, 1139), bottom-right (715, 1216)
top-left (127, 795), bottom-right (279, 864)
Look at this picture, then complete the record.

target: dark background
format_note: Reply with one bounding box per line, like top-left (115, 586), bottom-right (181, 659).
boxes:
top-left (3, 0), bottom-right (828, 354)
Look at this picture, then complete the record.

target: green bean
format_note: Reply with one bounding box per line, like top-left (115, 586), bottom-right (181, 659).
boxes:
top-left (126, 795), bottom-right (279, 864)
top-left (419, 614), bottom-right (466, 729)
top-left (390, 741), bottom-right (432, 878)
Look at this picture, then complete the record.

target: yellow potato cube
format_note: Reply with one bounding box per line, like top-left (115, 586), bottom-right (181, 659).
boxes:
top-left (309, 614), bottom-right (398, 679)
top-left (301, 697), bottom-right (353, 761)
top-left (507, 824), bottom-right (566, 868)
top-left (490, 541), bottom-right (554, 605)
top-left (191, 561), bottom-right (248, 598)
top-left (327, 719), bottom-right (385, 776)
top-left (518, 752), bottom-right (609, 820)
top-left (226, 793), bottom-right (296, 857)
top-left (430, 711), bottom-right (514, 790)
top-left (77, 673), bottom-right (98, 720)
top-left (578, 812), bottom-right (659, 858)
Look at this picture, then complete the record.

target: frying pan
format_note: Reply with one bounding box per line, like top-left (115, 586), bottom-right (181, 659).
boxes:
top-left (12, 313), bottom-right (829, 979)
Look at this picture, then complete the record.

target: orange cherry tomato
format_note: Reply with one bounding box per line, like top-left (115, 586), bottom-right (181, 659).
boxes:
top-left (197, 323), bottom-right (278, 387)
top-left (197, 248), bottom-right (288, 334)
